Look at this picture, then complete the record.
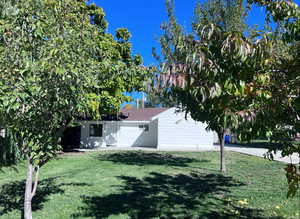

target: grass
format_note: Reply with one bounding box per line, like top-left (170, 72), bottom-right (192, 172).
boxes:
top-left (0, 150), bottom-right (299, 219)
top-left (231, 139), bottom-right (280, 149)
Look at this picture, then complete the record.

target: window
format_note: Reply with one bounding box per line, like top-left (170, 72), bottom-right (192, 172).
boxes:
top-left (139, 124), bottom-right (149, 132)
top-left (90, 124), bottom-right (103, 137)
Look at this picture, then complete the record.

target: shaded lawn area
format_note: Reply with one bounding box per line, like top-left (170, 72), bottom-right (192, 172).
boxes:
top-left (229, 139), bottom-right (282, 150)
top-left (231, 142), bottom-right (280, 149)
top-left (0, 151), bottom-right (299, 219)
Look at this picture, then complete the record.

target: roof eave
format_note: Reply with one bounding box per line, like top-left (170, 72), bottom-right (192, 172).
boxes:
top-left (121, 120), bottom-right (150, 123)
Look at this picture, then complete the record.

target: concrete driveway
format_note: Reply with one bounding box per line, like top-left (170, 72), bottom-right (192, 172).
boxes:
top-left (225, 145), bottom-right (300, 164)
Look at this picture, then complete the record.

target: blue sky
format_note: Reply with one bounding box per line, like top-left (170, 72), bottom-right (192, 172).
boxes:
top-left (91, 0), bottom-right (276, 65)
top-left (91, 0), bottom-right (299, 105)
top-left (92, 0), bottom-right (186, 66)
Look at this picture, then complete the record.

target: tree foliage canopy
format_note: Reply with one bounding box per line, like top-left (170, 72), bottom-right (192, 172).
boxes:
top-left (0, 0), bottom-right (150, 217)
top-left (156, 0), bottom-right (272, 137)
top-left (243, 0), bottom-right (300, 197)
top-left (155, 0), bottom-right (300, 196)
top-left (0, 0), bottom-right (149, 165)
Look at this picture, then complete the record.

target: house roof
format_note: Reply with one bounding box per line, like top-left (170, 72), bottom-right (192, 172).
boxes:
top-left (120, 108), bottom-right (170, 121)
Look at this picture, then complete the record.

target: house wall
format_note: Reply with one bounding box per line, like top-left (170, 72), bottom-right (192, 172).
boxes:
top-left (156, 108), bottom-right (214, 150)
top-left (79, 107), bottom-right (214, 149)
top-left (117, 120), bottom-right (157, 147)
top-left (80, 121), bottom-right (106, 148)
top-left (105, 121), bottom-right (119, 146)
top-left (79, 120), bottom-right (158, 148)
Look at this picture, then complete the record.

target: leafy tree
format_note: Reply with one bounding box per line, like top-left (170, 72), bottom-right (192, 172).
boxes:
top-left (144, 91), bottom-right (177, 108)
top-left (155, 0), bottom-right (271, 172)
top-left (0, 0), bottom-right (148, 218)
top-left (193, 0), bottom-right (246, 33)
top-left (221, 0), bottom-right (300, 197)
top-left (241, 0), bottom-right (300, 197)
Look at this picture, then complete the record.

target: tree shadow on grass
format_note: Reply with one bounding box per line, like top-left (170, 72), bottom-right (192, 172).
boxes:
top-left (0, 177), bottom-right (91, 217)
top-left (228, 142), bottom-right (281, 150)
top-left (96, 151), bottom-right (208, 167)
top-left (72, 172), bottom-right (284, 219)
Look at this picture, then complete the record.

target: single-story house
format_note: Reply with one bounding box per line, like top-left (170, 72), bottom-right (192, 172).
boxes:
top-left (63, 107), bottom-right (214, 150)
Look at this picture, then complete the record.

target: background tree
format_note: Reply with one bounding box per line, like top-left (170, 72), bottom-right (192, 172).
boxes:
top-left (144, 91), bottom-right (177, 108)
top-left (0, 0), bottom-right (149, 218)
top-left (88, 25), bottom-right (148, 117)
top-left (154, 0), bottom-right (272, 172)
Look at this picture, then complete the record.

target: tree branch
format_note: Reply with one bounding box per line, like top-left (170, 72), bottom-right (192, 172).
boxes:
top-left (31, 165), bottom-right (39, 199)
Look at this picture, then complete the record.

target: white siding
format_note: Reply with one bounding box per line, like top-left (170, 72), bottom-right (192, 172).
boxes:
top-left (79, 120), bottom-right (158, 148)
top-left (150, 119), bottom-right (159, 146)
top-left (117, 120), bottom-right (157, 147)
top-left (156, 108), bottom-right (214, 150)
top-left (105, 121), bottom-right (119, 146)
top-left (80, 121), bottom-right (106, 148)
top-left (78, 107), bottom-right (214, 149)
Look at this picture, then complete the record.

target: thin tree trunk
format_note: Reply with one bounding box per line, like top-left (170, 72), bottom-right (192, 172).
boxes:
top-left (24, 158), bottom-right (33, 219)
top-left (218, 131), bottom-right (226, 173)
top-left (24, 158), bottom-right (39, 219)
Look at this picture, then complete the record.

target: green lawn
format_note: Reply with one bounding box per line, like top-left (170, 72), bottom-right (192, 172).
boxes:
top-left (232, 139), bottom-right (280, 149)
top-left (0, 151), bottom-right (299, 219)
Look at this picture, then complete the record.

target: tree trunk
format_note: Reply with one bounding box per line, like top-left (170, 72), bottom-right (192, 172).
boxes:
top-left (24, 158), bottom-right (39, 219)
top-left (218, 131), bottom-right (226, 173)
top-left (24, 158), bottom-right (33, 219)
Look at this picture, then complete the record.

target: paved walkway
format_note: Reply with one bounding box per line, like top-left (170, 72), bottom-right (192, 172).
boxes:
top-left (225, 145), bottom-right (300, 164)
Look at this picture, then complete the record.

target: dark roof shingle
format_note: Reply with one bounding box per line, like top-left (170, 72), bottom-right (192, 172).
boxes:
top-left (120, 108), bottom-right (169, 121)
